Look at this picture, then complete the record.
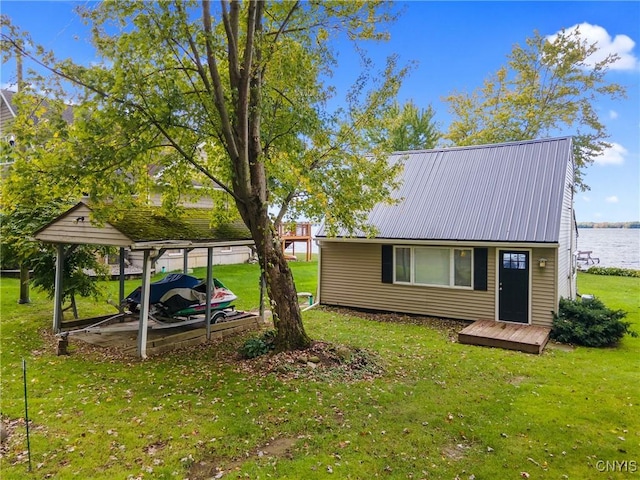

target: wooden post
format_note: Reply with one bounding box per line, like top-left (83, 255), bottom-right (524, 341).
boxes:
top-left (205, 247), bottom-right (213, 340)
top-left (119, 247), bottom-right (126, 304)
top-left (15, 49), bottom-right (31, 305)
top-left (52, 244), bottom-right (64, 333)
top-left (18, 264), bottom-right (30, 304)
top-left (183, 249), bottom-right (189, 274)
top-left (137, 250), bottom-right (153, 359)
top-left (259, 272), bottom-right (266, 322)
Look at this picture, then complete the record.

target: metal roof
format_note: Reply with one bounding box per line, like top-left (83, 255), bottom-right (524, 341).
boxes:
top-left (318, 137), bottom-right (573, 243)
top-left (1, 88), bottom-right (75, 124)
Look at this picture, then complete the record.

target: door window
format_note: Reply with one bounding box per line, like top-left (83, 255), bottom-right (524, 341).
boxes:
top-left (502, 252), bottom-right (527, 270)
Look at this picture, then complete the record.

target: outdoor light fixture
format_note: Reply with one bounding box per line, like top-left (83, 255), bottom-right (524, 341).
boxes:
top-left (538, 258), bottom-right (547, 268)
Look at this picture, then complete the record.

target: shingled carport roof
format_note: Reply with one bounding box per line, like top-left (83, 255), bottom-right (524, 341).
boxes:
top-left (34, 201), bottom-right (254, 249)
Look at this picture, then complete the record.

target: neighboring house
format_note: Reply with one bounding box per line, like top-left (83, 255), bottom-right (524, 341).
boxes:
top-left (1, 88), bottom-right (251, 268)
top-left (1, 89), bottom-right (20, 166)
top-left (1, 88), bottom-right (74, 158)
top-left (1, 89), bottom-right (18, 137)
top-left (316, 137), bottom-right (577, 328)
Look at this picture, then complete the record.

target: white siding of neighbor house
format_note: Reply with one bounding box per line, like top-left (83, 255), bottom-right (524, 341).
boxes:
top-left (1, 101), bottom-right (14, 129)
top-left (142, 247), bottom-right (252, 272)
top-left (556, 157), bottom-right (577, 301)
top-left (320, 242), bottom-right (558, 327)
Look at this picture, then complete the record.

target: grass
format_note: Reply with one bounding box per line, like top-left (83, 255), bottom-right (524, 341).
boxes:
top-left (1, 264), bottom-right (638, 479)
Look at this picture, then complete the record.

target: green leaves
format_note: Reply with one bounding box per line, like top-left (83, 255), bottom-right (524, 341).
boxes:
top-left (369, 100), bottom-right (440, 152)
top-left (444, 28), bottom-right (626, 190)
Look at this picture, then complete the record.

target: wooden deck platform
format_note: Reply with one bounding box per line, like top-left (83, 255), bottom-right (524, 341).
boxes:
top-left (458, 320), bottom-right (551, 354)
top-left (278, 222), bottom-right (312, 261)
top-left (64, 313), bottom-right (263, 356)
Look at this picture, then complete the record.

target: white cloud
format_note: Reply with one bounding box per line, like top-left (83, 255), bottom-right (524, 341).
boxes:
top-left (605, 195), bottom-right (619, 203)
top-left (548, 23), bottom-right (639, 71)
top-left (609, 110), bottom-right (618, 120)
top-left (593, 142), bottom-right (627, 165)
top-left (581, 195), bottom-right (591, 202)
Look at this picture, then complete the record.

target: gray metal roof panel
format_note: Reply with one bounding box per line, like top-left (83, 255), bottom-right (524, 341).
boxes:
top-left (318, 137), bottom-right (573, 243)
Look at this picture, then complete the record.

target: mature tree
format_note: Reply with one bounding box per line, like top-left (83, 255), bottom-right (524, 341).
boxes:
top-left (0, 87), bottom-right (111, 315)
top-left (0, 203), bottom-right (112, 318)
top-left (370, 100), bottom-right (440, 151)
top-left (2, 1), bottom-right (408, 351)
top-left (444, 28), bottom-right (626, 190)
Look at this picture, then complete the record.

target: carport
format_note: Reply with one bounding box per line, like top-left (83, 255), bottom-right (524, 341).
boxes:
top-left (34, 201), bottom-right (255, 358)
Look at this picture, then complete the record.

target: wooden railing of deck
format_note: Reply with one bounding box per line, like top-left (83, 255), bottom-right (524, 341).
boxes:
top-left (277, 222), bottom-right (312, 261)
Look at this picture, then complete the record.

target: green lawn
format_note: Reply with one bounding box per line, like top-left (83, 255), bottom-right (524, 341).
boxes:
top-left (1, 264), bottom-right (638, 479)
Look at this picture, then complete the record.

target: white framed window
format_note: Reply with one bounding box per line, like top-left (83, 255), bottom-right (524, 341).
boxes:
top-left (394, 246), bottom-right (473, 288)
top-left (167, 248), bottom-right (183, 256)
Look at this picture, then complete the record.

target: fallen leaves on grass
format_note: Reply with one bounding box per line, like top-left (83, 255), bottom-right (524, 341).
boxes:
top-left (236, 341), bottom-right (385, 382)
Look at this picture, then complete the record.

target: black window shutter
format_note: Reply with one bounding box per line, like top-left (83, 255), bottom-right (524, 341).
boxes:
top-left (381, 245), bottom-right (393, 284)
top-left (474, 248), bottom-right (488, 291)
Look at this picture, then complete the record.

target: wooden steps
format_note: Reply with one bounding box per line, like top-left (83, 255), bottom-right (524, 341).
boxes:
top-left (458, 319), bottom-right (551, 354)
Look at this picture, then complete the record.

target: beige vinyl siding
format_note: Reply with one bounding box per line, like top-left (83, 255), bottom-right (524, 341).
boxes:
top-left (320, 242), bottom-right (495, 321)
top-left (556, 157), bottom-right (576, 300)
top-left (530, 247), bottom-right (558, 327)
top-left (35, 204), bottom-right (132, 246)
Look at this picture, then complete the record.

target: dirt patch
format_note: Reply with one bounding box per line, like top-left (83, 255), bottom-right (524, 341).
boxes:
top-left (546, 341), bottom-right (575, 352)
top-left (441, 442), bottom-right (471, 461)
top-left (188, 437), bottom-right (298, 479)
top-left (509, 375), bottom-right (528, 386)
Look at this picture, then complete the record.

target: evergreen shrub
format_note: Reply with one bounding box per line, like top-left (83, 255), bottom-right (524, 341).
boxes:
top-left (551, 297), bottom-right (637, 347)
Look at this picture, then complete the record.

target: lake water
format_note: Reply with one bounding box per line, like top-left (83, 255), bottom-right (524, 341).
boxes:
top-left (301, 226), bottom-right (639, 270)
top-left (577, 228), bottom-right (640, 270)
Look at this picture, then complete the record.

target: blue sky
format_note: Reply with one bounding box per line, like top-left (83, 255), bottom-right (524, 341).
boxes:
top-left (2, 1), bottom-right (639, 222)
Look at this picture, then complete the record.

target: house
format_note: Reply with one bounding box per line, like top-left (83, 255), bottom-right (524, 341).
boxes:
top-left (1, 88), bottom-right (74, 158)
top-left (1, 88), bottom-right (251, 268)
top-left (1, 89), bottom-right (18, 141)
top-left (316, 137), bottom-right (577, 328)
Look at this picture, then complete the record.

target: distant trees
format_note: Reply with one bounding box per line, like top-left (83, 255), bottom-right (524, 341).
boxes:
top-left (0, 202), bottom-right (111, 317)
top-left (444, 28), bottom-right (626, 190)
top-left (370, 100), bottom-right (440, 151)
top-left (577, 222), bottom-right (640, 229)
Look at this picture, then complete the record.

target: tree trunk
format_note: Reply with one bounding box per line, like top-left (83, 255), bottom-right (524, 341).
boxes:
top-left (18, 263), bottom-right (30, 304)
top-left (245, 203), bottom-right (311, 352)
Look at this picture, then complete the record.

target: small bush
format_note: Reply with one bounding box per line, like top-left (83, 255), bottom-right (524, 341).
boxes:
top-left (551, 297), bottom-right (637, 347)
top-left (239, 330), bottom-right (276, 359)
top-left (585, 266), bottom-right (640, 277)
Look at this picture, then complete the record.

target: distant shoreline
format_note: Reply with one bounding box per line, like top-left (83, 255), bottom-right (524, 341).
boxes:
top-left (577, 222), bottom-right (639, 229)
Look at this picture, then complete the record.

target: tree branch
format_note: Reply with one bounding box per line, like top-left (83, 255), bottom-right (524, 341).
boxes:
top-left (202, 0), bottom-right (240, 163)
